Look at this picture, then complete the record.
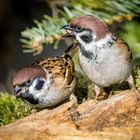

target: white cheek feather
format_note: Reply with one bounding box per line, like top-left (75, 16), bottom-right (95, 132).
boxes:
top-left (79, 34), bottom-right (131, 87)
top-left (28, 69), bottom-right (59, 106)
top-left (76, 31), bottom-right (96, 48)
top-left (29, 68), bottom-right (52, 97)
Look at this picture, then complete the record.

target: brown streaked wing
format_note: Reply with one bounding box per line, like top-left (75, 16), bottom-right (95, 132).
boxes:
top-left (31, 55), bottom-right (74, 85)
top-left (116, 37), bottom-right (132, 63)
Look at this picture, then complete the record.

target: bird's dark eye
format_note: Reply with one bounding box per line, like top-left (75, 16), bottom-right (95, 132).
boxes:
top-left (75, 26), bottom-right (83, 32)
top-left (26, 79), bottom-right (32, 85)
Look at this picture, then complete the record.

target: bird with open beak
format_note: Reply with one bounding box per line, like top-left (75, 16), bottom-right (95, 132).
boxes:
top-left (12, 54), bottom-right (77, 107)
top-left (61, 15), bottom-right (134, 99)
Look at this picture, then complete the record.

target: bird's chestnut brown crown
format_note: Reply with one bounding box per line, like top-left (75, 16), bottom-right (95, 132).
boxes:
top-left (12, 66), bottom-right (46, 86)
top-left (61, 15), bottom-right (111, 41)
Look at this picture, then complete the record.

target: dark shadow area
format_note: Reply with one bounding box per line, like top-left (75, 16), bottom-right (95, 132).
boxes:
top-left (0, 0), bottom-right (65, 93)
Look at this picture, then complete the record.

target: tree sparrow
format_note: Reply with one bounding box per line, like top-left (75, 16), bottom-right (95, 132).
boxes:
top-left (12, 54), bottom-right (77, 107)
top-left (61, 15), bottom-right (134, 98)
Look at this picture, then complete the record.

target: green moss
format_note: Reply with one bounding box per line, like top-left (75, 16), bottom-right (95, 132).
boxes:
top-left (0, 93), bottom-right (31, 126)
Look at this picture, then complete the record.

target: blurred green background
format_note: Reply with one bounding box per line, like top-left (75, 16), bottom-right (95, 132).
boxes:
top-left (0, 0), bottom-right (140, 126)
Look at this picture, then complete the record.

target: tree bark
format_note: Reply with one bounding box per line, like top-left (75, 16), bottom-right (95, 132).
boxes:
top-left (0, 90), bottom-right (140, 140)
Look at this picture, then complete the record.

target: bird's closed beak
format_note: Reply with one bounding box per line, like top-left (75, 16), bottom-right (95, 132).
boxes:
top-left (60, 25), bottom-right (75, 37)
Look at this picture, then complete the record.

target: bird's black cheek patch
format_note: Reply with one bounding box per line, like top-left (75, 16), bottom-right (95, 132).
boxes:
top-left (80, 34), bottom-right (93, 44)
top-left (35, 80), bottom-right (45, 90)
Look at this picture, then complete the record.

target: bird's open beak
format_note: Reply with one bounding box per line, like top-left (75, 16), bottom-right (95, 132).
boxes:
top-left (16, 92), bottom-right (23, 99)
top-left (15, 86), bottom-right (28, 99)
top-left (60, 25), bottom-right (75, 37)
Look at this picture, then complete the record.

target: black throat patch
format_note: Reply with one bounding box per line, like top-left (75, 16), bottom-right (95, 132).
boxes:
top-left (21, 93), bottom-right (39, 105)
top-left (79, 45), bottom-right (95, 60)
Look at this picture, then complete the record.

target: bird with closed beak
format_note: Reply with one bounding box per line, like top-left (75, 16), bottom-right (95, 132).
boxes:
top-left (61, 15), bottom-right (134, 98)
top-left (12, 54), bottom-right (77, 107)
